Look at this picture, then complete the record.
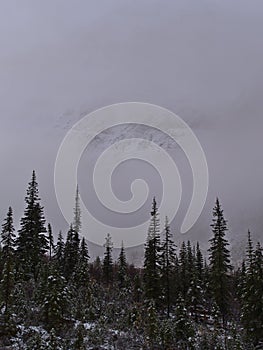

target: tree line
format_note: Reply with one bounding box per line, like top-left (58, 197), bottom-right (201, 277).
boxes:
top-left (0, 171), bottom-right (262, 349)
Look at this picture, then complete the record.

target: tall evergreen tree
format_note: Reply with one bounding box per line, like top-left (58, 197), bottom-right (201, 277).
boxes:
top-left (246, 230), bottom-right (254, 270)
top-left (117, 241), bottom-right (127, 288)
top-left (63, 225), bottom-right (80, 280)
top-left (103, 233), bottom-right (113, 285)
top-left (187, 243), bottom-right (206, 321)
top-left (70, 237), bottom-right (90, 321)
top-left (178, 241), bottom-right (189, 299)
top-left (186, 240), bottom-right (195, 281)
top-left (1, 207), bottom-right (16, 314)
top-left (252, 242), bottom-right (263, 345)
top-left (241, 233), bottom-right (263, 346)
top-left (160, 216), bottom-right (176, 318)
top-left (53, 231), bottom-right (64, 269)
top-left (208, 198), bottom-right (232, 326)
top-left (47, 223), bottom-right (54, 260)
top-left (79, 237), bottom-right (89, 265)
top-left (72, 237), bottom-right (90, 289)
top-left (195, 242), bottom-right (204, 282)
top-left (143, 197), bottom-right (161, 303)
top-left (16, 171), bottom-right (48, 279)
top-left (40, 266), bottom-right (70, 329)
top-left (73, 185), bottom-right (81, 234)
top-left (1, 207), bottom-right (15, 259)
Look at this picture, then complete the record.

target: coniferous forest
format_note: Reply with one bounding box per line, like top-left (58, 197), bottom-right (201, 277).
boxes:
top-left (0, 171), bottom-right (262, 349)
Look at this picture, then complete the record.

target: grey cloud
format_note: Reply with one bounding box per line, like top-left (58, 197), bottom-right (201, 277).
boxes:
top-left (0, 0), bottom-right (263, 262)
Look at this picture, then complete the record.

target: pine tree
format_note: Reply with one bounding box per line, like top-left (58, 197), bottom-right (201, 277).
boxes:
top-left (53, 231), bottom-right (64, 269)
top-left (69, 238), bottom-right (90, 321)
top-left (1, 207), bottom-right (15, 259)
top-left (208, 198), bottom-right (232, 326)
top-left (79, 237), bottom-right (89, 265)
top-left (172, 254), bottom-right (181, 303)
top-left (73, 185), bottom-right (81, 234)
top-left (185, 240), bottom-right (197, 307)
top-left (252, 242), bottom-right (263, 345)
top-left (63, 225), bottom-right (80, 280)
top-left (179, 241), bottom-right (189, 299)
top-left (187, 243), bottom-right (206, 322)
top-left (196, 242), bottom-right (204, 282)
top-left (16, 171), bottom-right (48, 279)
top-left (246, 230), bottom-right (254, 270)
top-left (189, 242), bottom-right (206, 321)
top-left (41, 265), bottom-right (70, 329)
top-left (47, 223), bottom-right (54, 260)
top-left (72, 237), bottom-right (90, 289)
top-left (1, 207), bottom-right (16, 314)
top-left (143, 197), bottom-right (161, 303)
top-left (242, 233), bottom-right (263, 346)
top-left (187, 240), bottom-right (195, 281)
top-left (237, 260), bottom-right (246, 300)
top-left (103, 233), bottom-right (113, 285)
top-left (117, 241), bottom-right (127, 288)
top-left (160, 216), bottom-right (176, 318)
top-left (241, 231), bottom-right (254, 317)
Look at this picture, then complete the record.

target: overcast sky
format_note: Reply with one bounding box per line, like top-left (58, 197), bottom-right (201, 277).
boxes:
top-left (1, 1), bottom-right (263, 256)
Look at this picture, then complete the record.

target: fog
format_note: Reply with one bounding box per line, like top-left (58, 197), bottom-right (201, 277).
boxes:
top-left (1, 0), bottom-right (263, 262)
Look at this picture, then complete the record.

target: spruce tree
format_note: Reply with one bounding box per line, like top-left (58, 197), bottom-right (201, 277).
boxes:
top-left (187, 240), bottom-right (195, 281)
top-left (53, 230), bottom-right (64, 268)
top-left (208, 198), bottom-right (231, 326)
top-left (196, 242), bottom-right (204, 282)
top-left (117, 241), bottom-right (127, 288)
top-left (187, 243), bottom-right (206, 322)
top-left (242, 233), bottom-right (263, 346)
top-left (160, 216), bottom-right (176, 318)
top-left (16, 171), bottom-right (48, 279)
top-left (1, 207), bottom-right (16, 314)
top-left (73, 237), bottom-right (89, 289)
top-left (252, 242), bottom-right (263, 345)
top-left (63, 225), bottom-right (80, 280)
top-left (79, 237), bottom-right (89, 265)
top-left (1, 207), bottom-right (15, 259)
top-left (190, 242), bottom-right (206, 320)
top-left (143, 197), bottom-right (161, 303)
top-left (103, 233), bottom-right (113, 285)
top-left (246, 230), bottom-right (254, 269)
top-left (70, 237), bottom-right (90, 321)
top-left (47, 223), bottom-right (54, 260)
top-left (179, 241), bottom-right (189, 299)
top-left (41, 266), bottom-right (70, 329)
top-left (73, 185), bottom-right (81, 234)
